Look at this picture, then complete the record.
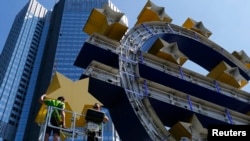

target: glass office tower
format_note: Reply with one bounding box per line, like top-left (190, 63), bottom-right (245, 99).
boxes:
top-left (0, 0), bottom-right (50, 140)
top-left (51, 0), bottom-right (109, 80)
top-left (46, 0), bottom-right (122, 140)
top-left (0, 0), bottom-right (124, 140)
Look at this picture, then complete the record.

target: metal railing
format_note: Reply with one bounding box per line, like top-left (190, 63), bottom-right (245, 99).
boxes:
top-left (38, 106), bottom-right (104, 141)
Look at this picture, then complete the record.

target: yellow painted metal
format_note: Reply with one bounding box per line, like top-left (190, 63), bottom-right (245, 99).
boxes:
top-left (83, 8), bottom-right (128, 41)
top-left (246, 64), bottom-right (250, 69)
top-left (182, 18), bottom-right (194, 29)
top-left (136, 0), bottom-right (172, 25)
top-left (189, 114), bottom-right (208, 139)
top-left (207, 61), bottom-right (248, 88)
top-left (148, 38), bottom-right (187, 65)
top-left (169, 122), bottom-right (192, 140)
top-left (157, 47), bottom-right (187, 66)
top-left (35, 72), bottom-right (102, 127)
top-left (84, 9), bottom-right (108, 35)
top-left (105, 22), bottom-right (128, 40)
top-left (148, 38), bottom-right (163, 55)
top-left (182, 17), bottom-right (212, 38)
top-left (232, 50), bottom-right (250, 69)
top-left (169, 114), bottom-right (207, 141)
top-left (35, 103), bottom-right (47, 125)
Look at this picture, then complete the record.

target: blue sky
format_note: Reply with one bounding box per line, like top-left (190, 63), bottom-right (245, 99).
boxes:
top-left (1, 0), bottom-right (250, 92)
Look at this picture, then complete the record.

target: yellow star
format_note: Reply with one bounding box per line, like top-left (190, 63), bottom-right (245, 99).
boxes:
top-left (182, 17), bottom-right (212, 38)
top-left (207, 61), bottom-right (248, 88)
top-left (148, 38), bottom-right (188, 65)
top-left (136, 0), bottom-right (172, 25)
top-left (83, 5), bottom-right (128, 41)
top-left (169, 114), bottom-right (207, 140)
top-left (35, 71), bottom-right (102, 126)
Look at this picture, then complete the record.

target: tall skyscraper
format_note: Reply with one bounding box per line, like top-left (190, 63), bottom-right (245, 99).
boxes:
top-left (0, 0), bottom-right (50, 140)
top-left (43, 0), bottom-right (122, 140)
top-left (0, 0), bottom-right (126, 140)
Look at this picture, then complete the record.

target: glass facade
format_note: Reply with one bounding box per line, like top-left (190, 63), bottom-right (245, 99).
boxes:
top-left (0, 0), bottom-right (49, 140)
top-left (48, 1), bottom-right (119, 140)
top-left (52, 0), bottom-right (110, 80)
top-left (0, 0), bottom-right (123, 140)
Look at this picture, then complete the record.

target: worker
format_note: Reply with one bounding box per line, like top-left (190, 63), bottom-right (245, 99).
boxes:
top-left (39, 94), bottom-right (66, 141)
top-left (93, 103), bottom-right (109, 122)
top-left (87, 103), bottom-right (109, 141)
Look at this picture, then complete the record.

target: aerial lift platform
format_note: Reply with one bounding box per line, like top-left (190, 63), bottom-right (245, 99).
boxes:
top-left (35, 72), bottom-right (107, 141)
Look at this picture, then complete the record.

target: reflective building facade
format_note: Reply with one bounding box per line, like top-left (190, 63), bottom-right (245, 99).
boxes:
top-left (45, 0), bottom-right (119, 140)
top-left (0, 0), bottom-right (124, 140)
top-left (0, 0), bottom-right (50, 140)
top-left (51, 0), bottom-right (119, 80)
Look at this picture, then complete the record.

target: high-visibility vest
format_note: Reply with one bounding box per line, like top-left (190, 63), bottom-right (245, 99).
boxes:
top-left (44, 99), bottom-right (65, 123)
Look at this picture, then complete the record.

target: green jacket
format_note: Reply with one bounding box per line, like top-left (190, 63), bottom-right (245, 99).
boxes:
top-left (44, 99), bottom-right (65, 123)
